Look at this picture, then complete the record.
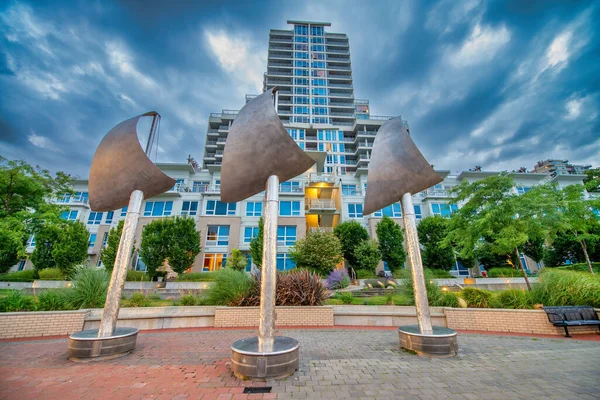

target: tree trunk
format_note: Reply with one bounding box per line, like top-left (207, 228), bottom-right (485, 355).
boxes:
top-left (515, 248), bottom-right (531, 291)
top-left (580, 240), bottom-right (594, 274)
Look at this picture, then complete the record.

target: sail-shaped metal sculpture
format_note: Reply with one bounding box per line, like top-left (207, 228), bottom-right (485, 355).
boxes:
top-left (89, 111), bottom-right (175, 211)
top-left (221, 88), bottom-right (315, 203)
top-left (68, 112), bottom-right (174, 362)
top-left (221, 88), bottom-right (314, 379)
top-left (363, 118), bottom-right (457, 357)
top-left (363, 118), bottom-right (442, 215)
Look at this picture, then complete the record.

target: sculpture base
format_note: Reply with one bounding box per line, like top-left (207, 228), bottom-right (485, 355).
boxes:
top-left (231, 336), bottom-right (299, 380)
top-left (68, 327), bottom-right (139, 362)
top-left (398, 325), bottom-right (457, 358)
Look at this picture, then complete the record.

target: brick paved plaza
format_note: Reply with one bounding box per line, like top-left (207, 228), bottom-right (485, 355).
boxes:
top-left (1, 327), bottom-right (599, 400)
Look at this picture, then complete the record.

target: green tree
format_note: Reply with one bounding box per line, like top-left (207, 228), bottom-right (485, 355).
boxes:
top-left (100, 220), bottom-right (124, 274)
top-left (167, 217), bottom-right (201, 275)
top-left (446, 174), bottom-right (560, 290)
top-left (375, 216), bottom-right (406, 273)
top-left (583, 167), bottom-right (600, 193)
top-left (521, 237), bottom-right (545, 264)
top-left (0, 156), bottom-right (72, 218)
top-left (140, 219), bottom-right (172, 278)
top-left (334, 221), bottom-right (369, 267)
top-left (290, 230), bottom-right (343, 275)
top-left (30, 223), bottom-right (62, 271)
top-left (226, 248), bottom-right (247, 271)
top-left (0, 217), bottom-right (27, 273)
top-left (52, 221), bottom-right (89, 277)
top-left (554, 185), bottom-right (600, 274)
top-left (353, 240), bottom-right (381, 273)
top-left (249, 217), bottom-right (264, 268)
top-left (417, 216), bottom-right (454, 271)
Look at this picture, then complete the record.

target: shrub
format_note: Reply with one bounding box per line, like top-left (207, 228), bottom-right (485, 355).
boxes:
top-left (487, 267), bottom-right (522, 278)
top-left (325, 268), bottom-right (351, 290)
top-left (353, 240), bottom-right (381, 272)
top-left (340, 291), bottom-right (354, 304)
top-left (225, 249), bottom-right (247, 271)
top-left (402, 270), bottom-right (444, 306)
top-left (236, 269), bottom-right (327, 307)
top-left (0, 270), bottom-right (36, 282)
top-left (556, 263), bottom-right (600, 274)
top-left (434, 292), bottom-right (460, 308)
top-left (334, 221), bottom-right (369, 267)
top-left (424, 269), bottom-right (455, 279)
top-left (179, 294), bottom-right (200, 306)
top-left (126, 270), bottom-right (150, 281)
top-left (205, 269), bottom-right (252, 306)
top-left (69, 268), bottom-right (109, 309)
top-left (354, 269), bottom-right (376, 279)
top-left (495, 289), bottom-right (532, 309)
top-left (290, 230), bottom-right (343, 275)
top-left (0, 290), bottom-right (35, 312)
top-left (176, 272), bottom-right (217, 282)
top-left (460, 288), bottom-right (493, 308)
top-left (125, 292), bottom-right (153, 307)
top-left (38, 268), bottom-right (65, 281)
top-left (531, 269), bottom-right (600, 308)
top-left (36, 289), bottom-right (71, 311)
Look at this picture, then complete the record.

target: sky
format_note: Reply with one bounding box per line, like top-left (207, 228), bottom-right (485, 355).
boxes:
top-left (0, 0), bottom-right (598, 178)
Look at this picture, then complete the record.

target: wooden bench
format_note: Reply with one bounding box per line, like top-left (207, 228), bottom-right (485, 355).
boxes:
top-left (543, 306), bottom-right (600, 337)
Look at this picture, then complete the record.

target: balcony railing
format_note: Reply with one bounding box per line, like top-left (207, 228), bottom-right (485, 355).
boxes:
top-left (328, 83), bottom-right (352, 88)
top-left (329, 92), bottom-right (354, 98)
top-left (329, 102), bottom-right (354, 107)
top-left (307, 199), bottom-right (336, 209)
top-left (309, 173), bottom-right (336, 183)
top-left (308, 227), bottom-right (334, 233)
top-left (206, 140), bottom-right (217, 146)
top-left (330, 112), bottom-right (355, 117)
top-left (217, 138), bottom-right (227, 143)
top-left (369, 115), bottom-right (395, 120)
top-left (218, 125), bottom-right (229, 131)
top-left (333, 121), bottom-right (354, 126)
top-left (424, 190), bottom-right (451, 198)
top-left (327, 65), bottom-right (351, 71)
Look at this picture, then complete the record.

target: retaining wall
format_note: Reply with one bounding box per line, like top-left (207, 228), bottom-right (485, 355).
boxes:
top-left (213, 306), bottom-right (334, 328)
top-left (83, 306), bottom-right (216, 330)
top-left (0, 310), bottom-right (87, 339)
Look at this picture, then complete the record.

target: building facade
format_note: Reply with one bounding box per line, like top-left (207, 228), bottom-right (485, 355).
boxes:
top-left (533, 159), bottom-right (592, 177)
top-left (12, 21), bottom-right (594, 276)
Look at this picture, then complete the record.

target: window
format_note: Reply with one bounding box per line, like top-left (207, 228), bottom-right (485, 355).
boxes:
top-left (348, 204), bottom-right (363, 218)
top-left (276, 253), bottom-right (296, 271)
top-left (313, 107), bottom-right (328, 115)
top-left (519, 254), bottom-right (529, 272)
top-left (311, 69), bottom-right (327, 77)
top-left (203, 253), bottom-right (227, 271)
top-left (287, 128), bottom-right (305, 140)
top-left (342, 184), bottom-right (357, 196)
top-left (277, 226), bottom-right (297, 246)
top-left (205, 200), bottom-right (236, 216)
top-left (294, 106), bottom-right (309, 115)
top-left (246, 254), bottom-right (253, 272)
top-left (311, 53), bottom-right (326, 60)
top-left (311, 45), bottom-right (325, 52)
top-left (294, 68), bottom-right (309, 76)
top-left (206, 225), bottom-right (230, 246)
top-left (102, 232), bottom-right (108, 247)
top-left (292, 116), bottom-right (310, 123)
top-left (280, 201), bottom-right (301, 216)
top-left (310, 26), bottom-right (324, 36)
top-left (312, 97), bottom-right (327, 105)
top-left (312, 88), bottom-right (327, 97)
top-left (312, 78), bottom-right (326, 86)
top-left (144, 201), bottom-right (173, 217)
top-left (294, 25), bottom-right (308, 35)
top-left (135, 258), bottom-right (147, 272)
top-left (280, 181), bottom-right (301, 193)
top-left (310, 37), bottom-right (324, 44)
top-left (357, 114), bottom-right (368, 120)
top-left (246, 202), bottom-right (263, 217)
top-left (431, 203), bottom-right (458, 217)
top-left (294, 52), bottom-right (308, 59)
top-left (414, 205), bottom-right (422, 219)
top-left (27, 235), bottom-right (36, 247)
top-left (97, 259), bottom-right (103, 268)
top-left (294, 86), bottom-right (309, 95)
top-left (172, 179), bottom-right (184, 191)
top-left (244, 227), bottom-right (259, 243)
top-left (312, 117), bottom-right (329, 124)
top-left (58, 191), bottom-right (88, 203)
top-left (120, 206), bottom-right (128, 217)
top-left (374, 204), bottom-right (402, 218)
top-left (89, 233), bottom-right (96, 248)
top-left (193, 181), bottom-right (209, 193)
top-left (181, 201), bottom-right (199, 216)
top-left (60, 210), bottom-right (78, 221)
top-left (87, 212), bottom-right (103, 225)
top-left (312, 61), bottom-right (326, 69)
top-left (294, 43), bottom-right (308, 51)
top-left (293, 97), bottom-right (309, 105)
top-left (294, 35), bottom-right (308, 43)
top-left (17, 260), bottom-right (25, 271)
top-left (516, 186), bottom-right (531, 195)
top-left (105, 211), bottom-right (114, 224)
top-left (294, 77), bottom-right (308, 86)
top-left (294, 60), bottom-right (308, 68)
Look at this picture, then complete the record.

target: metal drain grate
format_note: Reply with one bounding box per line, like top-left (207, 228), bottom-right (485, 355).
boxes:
top-left (243, 387), bottom-right (272, 394)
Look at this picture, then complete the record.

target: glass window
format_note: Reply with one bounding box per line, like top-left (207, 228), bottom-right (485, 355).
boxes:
top-left (280, 201), bottom-right (301, 216)
top-left (206, 225), bottom-right (230, 246)
top-left (311, 52), bottom-right (325, 60)
top-left (205, 200), bottom-right (236, 216)
top-left (431, 203), bottom-right (458, 217)
top-left (27, 235), bottom-right (36, 247)
top-left (144, 201), bottom-right (173, 217)
top-left (414, 205), bottom-right (422, 219)
top-left (294, 25), bottom-right (308, 35)
top-left (193, 181), bottom-right (209, 193)
top-left (120, 206), bottom-right (128, 217)
top-left (310, 37), bottom-right (324, 44)
top-left (294, 43), bottom-right (308, 51)
top-left (181, 201), bottom-right (199, 216)
top-left (286, 128), bottom-right (305, 140)
top-left (294, 52), bottom-right (308, 59)
top-left (348, 204), bottom-right (363, 218)
top-left (276, 253), bottom-right (296, 271)
top-left (310, 26), bottom-right (324, 36)
top-left (87, 212), bottom-right (103, 225)
top-left (294, 35), bottom-right (308, 43)
top-left (313, 107), bottom-right (328, 115)
top-left (280, 181), bottom-right (301, 193)
top-left (357, 114), bottom-right (368, 120)
top-left (277, 226), bottom-right (297, 246)
top-left (203, 253), bottom-right (227, 271)
top-left (294, 60), bottom-right (309, 68)
top-left (517, 186), bottom-right (531, 195)
top-left (244, 226), bottom-right (260, 243)
top-left (342, 185), bottom-right (357, 196)
top-left (60, 210), bottom-right (78, 221)
top-left (312, 117), bottom-right (329, 124)
top-left (293, 96), bottom-right (309, 105)
top-left (312, 79), bottom-right (326, 87)
top-left (88, 233), bottom-right (96, 248)
top-left (312, 87), bottom-right (327, 96)
top-left (294, 77), bottom-right (309, 86)
top-left (294, 68), bottom-right (309, 76)
top-left (105, 211), bottom-right (114, 224)
top-left (293, 106), bottom-right (309, 115)
top-left (294, 87), bottom-right (309, 95)
top-left (292, 116), bottom-right (310, 123)
top-left (311, 45), bottom-right (325, 52)
top-left (246, 254), bottom-right (253, 272)
top-left (312, 97), bottom-right (327, 105)
top-left (374, 204), bottom-right (402, 218)
top-left (172, 179), bottom-right (184, 191)
top-left (311, 61), bottom-right (326, 69)
top-left (135, 258), bottom-right (147, 272)
top-left (311, 69), bottom-right (327, 77)
top-left (246, 202), bottom-right (263, 217)
top-left (102, 232), bottom-right (108, 247)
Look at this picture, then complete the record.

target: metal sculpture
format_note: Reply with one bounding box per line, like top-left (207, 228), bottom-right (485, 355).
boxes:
top-left (68, 112), bottom-right (175, 361)
top-left (221, 88), bottom-right (314, 379)
top-left (363, 118), bottom-right (458, 356)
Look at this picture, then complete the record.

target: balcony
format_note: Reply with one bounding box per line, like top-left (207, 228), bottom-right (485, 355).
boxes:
top-left (327, 65), bottom-right (351, 71)
top-left (269, 62), bottom-right (293, 68)
top-left (357, 142), bottom-right (373, 149)
top-left (207, 129), bottom-right (219, 136)
top-left (329, 102), bottom-right (354, 107)
top-left (307, 227), bottom-right (334, 233)
top-left (327, 49), bottom-right (350, 55)
top-left (329, 92), bottom-right (354, 98)
top-left (218, 125), bottom-right (229, 132)
top-left (269, 45), bottom-right (293, 51)
top-left (309, 173), bottom-right (336, 184)
top-left (424, 189), bottom-right (451, 198)
top-left (330, 112), bottom-right (355, 117)
top-left (328, 83), bottom-right (353, 88)
top-left (306, 199), bottom-right (337, 212)
top-left (267, 70), bottom-right (293, 77)
top-left (205, 140), bottom-right (217, 147)
top-left (357, 130), bottom-right (377, 136)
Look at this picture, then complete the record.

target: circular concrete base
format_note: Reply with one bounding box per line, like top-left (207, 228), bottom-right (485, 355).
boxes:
top-left (68, 327), bottom-right (139, 362)
top-left (231, 336), bottom-right (299, 380)
top-left (398, 325), bottom-right (458, 358)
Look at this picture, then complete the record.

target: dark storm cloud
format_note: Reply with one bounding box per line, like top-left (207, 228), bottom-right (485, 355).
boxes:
top-left (0, 0), bottom-right (598, 178)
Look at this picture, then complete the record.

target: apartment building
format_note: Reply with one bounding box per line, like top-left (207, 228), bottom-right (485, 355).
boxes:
top-left (533, 159), bottom-right (592, 178)
top-left (12, 21), bottom-right (593, 276)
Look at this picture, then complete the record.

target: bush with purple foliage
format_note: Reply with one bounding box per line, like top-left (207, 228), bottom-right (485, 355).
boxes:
top-left (325, 268), bottom-right (351, 290)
